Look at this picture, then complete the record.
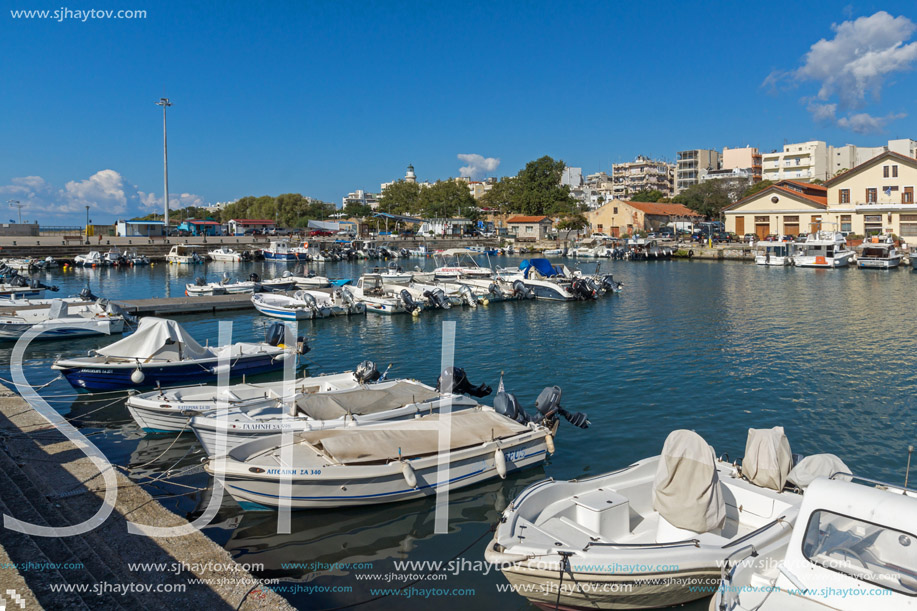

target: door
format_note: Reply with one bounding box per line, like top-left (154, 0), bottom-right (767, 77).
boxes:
top-left (784, 224), bottom-right (799, 236)
top-left (811, 216), bottom-right (822, 232)
top-left (735, 217), bottom-right (745, 235)
top-left (755, 223), bottom-right (769, 240)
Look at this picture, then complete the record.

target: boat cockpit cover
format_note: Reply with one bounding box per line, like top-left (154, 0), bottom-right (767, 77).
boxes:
top-left (96, 317), bottom-right (213, 362)
top-left (743, 427), bottom-right (792, 491)
top-left (652, 429), bottom-right (726, 533)
top-left (787, 453), bottom-right (851, 489)
top-left (295, 381), bottom-right (441, 420)
top-left (519, 259), bottom-right (562, 279)
top-left (300, 410), bottom-right (528, 464)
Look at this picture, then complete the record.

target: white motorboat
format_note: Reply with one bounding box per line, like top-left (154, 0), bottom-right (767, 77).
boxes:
top-left (74, 251), bottom-right (104, 267)
top-left (406, 281), bottom-right (476, 309)
top-left (488, 428), bottom-right (807, 610)
top-left (103, 248), bottom-right (125, 266)
top-left (499, 258), bottom-right (601, 301)
top-left (208, 247), bottom-right (249, 262)
top-left (755, 241), bottom-right (797, 266)
top-left (52, 318), bottom-right (306, 391)
top-left (0, 299), bottom-right (128, 341)
top-left (185, 278), bottom-right (227, 296)
top-left (124, 252), bottom-right (149, 265)
top-left (288, 273), bottom-right (331, 289)
top-left (208, 408), bottom-right (553, 510)
top-left (542, 248), bottom-right (565, 256)
top-left (165, 245), bottom-right (203, 264)
top-left (369, 264), bottom-right (414, 284)
top-left (252, 289), bottom-right (364, 321)
top-left (126, 368), bottom-right (370, 433)
top-left (432, 248), bottom-right (495, 280)
top-left (856, 235), bottom-right (902, 269)
top-left (793, 230), bottom-right (854, 268)
top-left (408, 245), bottom-right (430, 257)
top-left (219, 275), bottom-right (261, 294)
top-left (351, 274), bottom-right (423, 315)
top-left (255, 272), bottom-right (298, 292)
top-left (714, 472), bottom-right (916, 611)
top-left (191, 379), bottom-right (478, 457)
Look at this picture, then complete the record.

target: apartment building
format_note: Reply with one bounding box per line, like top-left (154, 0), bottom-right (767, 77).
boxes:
top-left (761, 141), bottom-right (831, 183)
top-left (675, 149), bottom-right (721, 194)
top-left (612, 156), bottom-right (675, 199)
top-left (722, 146), bottom-right (762, 183)
top-left (342, 189), bottom-right (380, 210)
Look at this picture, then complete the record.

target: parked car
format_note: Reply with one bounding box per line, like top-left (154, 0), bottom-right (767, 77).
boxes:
top-left (308, 229), bottom-right (333, 237)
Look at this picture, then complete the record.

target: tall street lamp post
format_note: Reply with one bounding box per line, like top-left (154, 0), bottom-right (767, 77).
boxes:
top-left (156, 97), bottom-right (172, 231)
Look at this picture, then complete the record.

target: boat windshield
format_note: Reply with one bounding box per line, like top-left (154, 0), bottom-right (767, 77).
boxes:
top-left (802, 509), bottom-right (917, 595)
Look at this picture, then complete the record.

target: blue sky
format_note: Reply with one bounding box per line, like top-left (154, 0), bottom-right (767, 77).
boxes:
top-left (3, 0), bottom-right (917, 223)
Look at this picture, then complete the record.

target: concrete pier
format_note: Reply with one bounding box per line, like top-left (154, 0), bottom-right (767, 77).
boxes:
top-left (0, 382), bottom-right (292, 610)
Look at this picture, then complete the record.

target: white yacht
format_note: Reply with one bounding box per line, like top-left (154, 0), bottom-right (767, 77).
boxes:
top-left (856, 235), bottom-right (902, 269)
top-left (714, 473), bottom-right (917, 611)
top-left (755, 240), bottom-right (797, 266)
top-left (793, 230), bottom-right (855, 268)
top-left (208, 247), bottom-right (248, 262)
top-left (165, 244), bottom-right (203, 264)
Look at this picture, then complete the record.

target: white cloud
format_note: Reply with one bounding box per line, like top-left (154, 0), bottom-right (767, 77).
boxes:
top-left (767, 11), bottom-right (915, 132)
top-left (0, 169), bottom-right (209, 222)
top-left (457, 154), bottom-right (500, 180)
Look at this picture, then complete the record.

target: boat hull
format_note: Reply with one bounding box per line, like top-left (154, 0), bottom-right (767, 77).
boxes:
top-left (263, 252), bottom-right (308, 261)
top-left (0, 318), bottom-right (125, 341)
top-left (858, 257), bottom-right (901, 269)
top-left (217, 437), bottom-right (549, 509)
top-left (56, 353), bottom-right (286, 391)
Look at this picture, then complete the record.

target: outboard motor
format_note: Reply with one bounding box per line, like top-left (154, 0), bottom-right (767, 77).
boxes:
top-left (571, 278), bottom-right (596, 300)
top-left (459, 284), bottom-right (477, 307)
top-left (512, 280), bottom-right (534, 300)
top-left (601, 274), bottom-right (622, 293)
top-left (194, 277), bottom-right (206, 287)
top-left (494, 390), bottom-right (530, 424)
top-left (399, 289), bottom-right (420, 313)
top-left (79, 287), bottom-right (97, 301)
top-left (435, 367), bottom-right (492, 398)
top-left (429, 288), bottom-right (451, 309)
top-left (488, 282), bottom-right (504, 299)
top-left (249, 272), bottom-right (261, 283)
top-left (400, 248), bottom-right (409, 257)
top-left (354, 360), bottom-right (381, 384)
top-left (265, 322), bottom-right (286, 347)
top-left (535, 386), bottom-right (590, 429)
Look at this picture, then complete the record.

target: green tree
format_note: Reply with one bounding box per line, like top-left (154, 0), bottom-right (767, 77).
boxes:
top-left (478, 177), bottom-right (519, 213)
top-left (516, 156), bottom-right (578, 215)
top-left (740, 179), bottom-right (774, 199)
top-left (344, 201), bottom-right (373, 219)
top-left (418, 180), bottom-right (477, 219)
top-left (378, 180), bottom-right (422, 215)
top-left (630, 189), bottom-right (664, 202)
top-left (672, 181), bottom-right (732, 218)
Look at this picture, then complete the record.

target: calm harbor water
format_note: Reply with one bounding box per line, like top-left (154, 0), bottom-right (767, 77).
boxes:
top-left (3, 256), bottom-right (916, 610)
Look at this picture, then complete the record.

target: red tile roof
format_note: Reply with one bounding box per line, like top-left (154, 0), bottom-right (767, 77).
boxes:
top-left (506, 215), bottom-right (550, 223)
top-left (781, 179), bottom-right (827, 193)
top-left (623, 201), bottom-right (702, 217)
top-left (724, 183), bottom-right (827, 211)
top-left (229, 219), bottom-right (276, 224)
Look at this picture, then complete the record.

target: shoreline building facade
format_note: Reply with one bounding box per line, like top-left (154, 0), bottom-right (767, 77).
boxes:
top-left (611, 156), bottom-right (675, 199)
top-left (675, 149), bottom-right (721, 194)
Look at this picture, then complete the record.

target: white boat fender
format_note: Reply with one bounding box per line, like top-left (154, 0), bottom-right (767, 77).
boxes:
top-left (411, 307), bottom-right (421, 317)
top-left (401, 461), bottom-right (418, 488)
top-left (545, 433), bottom-right (555, 454)
top-left (212, 364), bottom-right (231, 375)
top-left (130, 367), bottom-right (145, 384)
top-left (494, 448), bottom-right (507, 479)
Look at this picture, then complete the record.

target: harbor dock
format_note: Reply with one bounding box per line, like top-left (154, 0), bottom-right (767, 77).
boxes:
top-left (0, 382), bottom-right (291, 610)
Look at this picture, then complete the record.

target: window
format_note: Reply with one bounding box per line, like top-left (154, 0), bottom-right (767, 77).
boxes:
top-left (901, 223), bottom-right (917, 237)
top-left (840, 214), bottom-right (852, 233)
top-left (893, 165), bottom-right (899, 178)
top-left (840, 189), bottom-right (850, 204)
top-left (802, 510), bottom-right (917, 596)
top-left (755, 216), bottom-right (769, 223)
top-left (864, 215), bottom-right (882, 223)
top-left (867, 188), bottom-right (878, 203)
top-left (904, 188), bottom-right (914, 204)
top-left (613, 207), bottom-right (618, 214)
top-left (525, 226), bottom-right (533, 234)
top-left (784, 216), bottom-right (799, 222)
top-left (884, 165), bottom-right (890, 178)
top-left (597, 224), bottom-right (603, 231)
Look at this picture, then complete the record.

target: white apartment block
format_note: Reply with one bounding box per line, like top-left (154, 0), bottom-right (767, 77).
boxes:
top-left (675, 149), bottom-right (721, 194)
top-left (763, 139), bottom-right (917, 183)
top-left (611, 156), bottom-right (675, 199)
top-left (342, 189), bottom-right (380, 210)
top-left (561, 166), bottom-right (583, 188)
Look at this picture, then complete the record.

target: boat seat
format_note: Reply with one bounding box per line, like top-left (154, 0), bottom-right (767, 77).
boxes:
top-left (538, 517), bottom-right (597, 550)
top-left (573, 488), bottom-right (631, 540)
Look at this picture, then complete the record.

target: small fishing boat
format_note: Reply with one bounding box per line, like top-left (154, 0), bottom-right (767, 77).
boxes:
top-left (542, 248), bottom-right (565, 256)
top-left (218, 274), bottom-right (261, 294)
top-left (74, 251), bottom-right (104, 267)
top-left (103, 248), bottom-right (125, 266)
top-left (126, 365), bottom-right (373, 433)
top-left (499, 259), bottom-right (592, 301)
top-left (755, 240), bottom-right (797, 266)
top-left (208, 247), bottom-right (249, 262)
top-left (468, 245), bottom-right (500, 255)
top-left (370, 263), bottom-right (414, 284)
top-left (191, 378), bottom-right (477, 456)
top-left (125, 252), bottom-right (150, 265)
top-left (52, 318), bottom-right (307, 391)
top-left (255, 272), bottom-right (298, 292)
top-left (408, 245), bottom-right (430, 257)
top-left (165, 245), bottom-right (203, 264)
top-left (252, 288), bottom-right (364, 321)
top-left (288, 272), bottom-right (331, 289)
top-left (0, 299), bottom-right (129, 341)
top-left (262, 240), bottom-right (309, 261)
top-left (793, 229), bottom-right (854, 268)
top-left (185, 278), bottom-right (227, 296)
top-left (351, 274), bottom-right (424, 315)
top-left (715, 471), bottom-right (915, 611)
top-left (856, 234), bottom-right (902, 269)
top-left (0, 268), bottom-right (58, 300)
top-left (432, 249), bottom-right (495, 280)
top-left (488, 428), bottom-right (809, 610)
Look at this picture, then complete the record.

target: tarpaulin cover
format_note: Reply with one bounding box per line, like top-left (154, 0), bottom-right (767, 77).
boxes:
top-left (96, 317), bottom-right (213, 362)
top-left (787, 454), bottom-right (850, 489)
top-left (743, 427), bottom-right (793, 491)
top-left (652, 429), bottom-right (726, 533)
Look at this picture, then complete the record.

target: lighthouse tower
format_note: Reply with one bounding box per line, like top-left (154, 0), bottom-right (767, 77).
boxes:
top-left (405, 164), bottom-right (417, 184)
